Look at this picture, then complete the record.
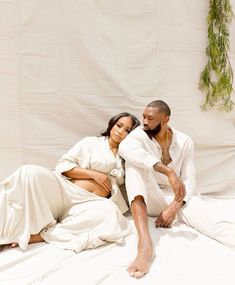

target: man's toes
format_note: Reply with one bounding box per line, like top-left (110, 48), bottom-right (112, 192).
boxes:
top-left (127, 265), bottom-right (137, 276)
top-left (128, 266), bottom-right (146, 278)
top-left (133, 270), bottom-right (145, 278)
top-left (10, 242), bottom-right (18, 248)
top-left (129, 271), bottom-right (135, 277)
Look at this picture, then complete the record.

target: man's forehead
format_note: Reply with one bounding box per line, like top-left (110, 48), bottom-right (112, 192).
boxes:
top-left (143, 106), bottom-right (160, 116)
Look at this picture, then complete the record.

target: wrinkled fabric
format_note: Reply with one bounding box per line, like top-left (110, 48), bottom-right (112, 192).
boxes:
top-left (0, 164), bottom-right (130, 252)
top-left (55, 136), bottom-right (128, 213)
top-left (119, 126), bottom-right (196, 202)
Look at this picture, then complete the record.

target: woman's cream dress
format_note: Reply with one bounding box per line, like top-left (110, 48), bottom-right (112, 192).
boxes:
top-left (0, 136), bottom-right (130, 252)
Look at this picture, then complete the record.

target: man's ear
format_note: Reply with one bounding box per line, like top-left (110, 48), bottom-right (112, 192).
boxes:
top-left (164, 115), bottom-right (170, 123)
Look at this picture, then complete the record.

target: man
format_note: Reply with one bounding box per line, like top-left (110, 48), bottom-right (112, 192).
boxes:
top-left (119, 100), bottom-right (235, 278)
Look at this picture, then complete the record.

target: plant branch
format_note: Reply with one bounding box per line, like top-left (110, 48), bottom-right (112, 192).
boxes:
top-left (199, 0), bottom-right (234, 112)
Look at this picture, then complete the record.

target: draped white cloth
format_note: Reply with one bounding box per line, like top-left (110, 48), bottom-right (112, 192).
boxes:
top-left (120, 125), bottom-right (235, 248)
top-left (55, 136), bottom-right (128, 213)
top-left (0, 1), bottom-right (235, 284)
top-left (0, 135), bottom-right (130, 252)
top-left (0, 0), bottom-right (234, 200)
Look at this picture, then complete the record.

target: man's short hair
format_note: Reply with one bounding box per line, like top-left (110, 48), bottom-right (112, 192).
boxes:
top-left (147, 100), bottom-right (171, 116)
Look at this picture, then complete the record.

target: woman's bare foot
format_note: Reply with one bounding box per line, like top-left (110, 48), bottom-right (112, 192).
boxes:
top-left (128, 242), bottom-right (153, 278)
top-left (29, 233), bottom-right (44, 244)
top-left (0, 242), bottom-right (18, 252)
top-left (0, 233), bottom-right (44, 252)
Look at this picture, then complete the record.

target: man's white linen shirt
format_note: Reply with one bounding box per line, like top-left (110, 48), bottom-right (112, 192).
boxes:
top-left (119, 126), bottom-right (196, 202)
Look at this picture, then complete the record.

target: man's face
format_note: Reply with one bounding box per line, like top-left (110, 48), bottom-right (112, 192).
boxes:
top-left (142, 107), bottom-right (164, 136)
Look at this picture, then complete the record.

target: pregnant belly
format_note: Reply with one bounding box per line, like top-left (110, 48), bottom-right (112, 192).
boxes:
top-left (71, 179), bottom-right (110, 198)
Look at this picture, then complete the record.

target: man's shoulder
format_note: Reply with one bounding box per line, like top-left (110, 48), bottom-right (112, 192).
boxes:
top-left (172, 127), bottom-right (193, 143)
top-left (128, 126), bottom-right (146, 137)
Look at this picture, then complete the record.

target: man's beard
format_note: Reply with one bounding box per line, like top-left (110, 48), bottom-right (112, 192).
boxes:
top-left (144, 123), bottom-right (161, 139)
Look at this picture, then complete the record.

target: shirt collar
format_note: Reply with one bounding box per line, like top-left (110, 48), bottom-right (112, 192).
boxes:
top-left (150, 125), bottom-right (176, 148)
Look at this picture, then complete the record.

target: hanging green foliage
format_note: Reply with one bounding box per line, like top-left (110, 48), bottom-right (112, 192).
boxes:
top-left (199, 0), bottom-right (234, 112)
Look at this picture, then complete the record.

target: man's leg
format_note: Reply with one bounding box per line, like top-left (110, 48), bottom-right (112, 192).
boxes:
top-left (125, 164), bottom-right (168, 278)
top-left (128, 195), bottom-right (153, 278)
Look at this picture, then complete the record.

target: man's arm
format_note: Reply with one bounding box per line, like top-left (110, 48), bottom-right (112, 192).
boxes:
top-left (119, 131), bottom-right (160, 170)
top-left (153, 162), bottom-right (186, 203)
top-left (153, 162), bottom-right (186, 228)
top-left (153, 136), bottom-right (197, 228)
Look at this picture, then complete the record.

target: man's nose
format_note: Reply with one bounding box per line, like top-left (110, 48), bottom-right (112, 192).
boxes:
top-left (143, 118), bottom-right (148, 125)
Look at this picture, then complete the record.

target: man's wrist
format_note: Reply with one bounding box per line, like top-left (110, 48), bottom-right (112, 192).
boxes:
top-left (172, 199), bottom-right (186, 209)
top-left (153, 162), bottom-right (171, 173)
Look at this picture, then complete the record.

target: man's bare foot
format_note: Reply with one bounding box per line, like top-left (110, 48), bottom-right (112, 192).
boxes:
top-left (128, 243), bottom-right (153, 278)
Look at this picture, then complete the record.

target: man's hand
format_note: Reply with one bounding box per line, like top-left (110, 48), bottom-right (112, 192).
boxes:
top-left (153, 163), bottom-right (186, 203)
top-left (155, 200), bottom-right (183, 228)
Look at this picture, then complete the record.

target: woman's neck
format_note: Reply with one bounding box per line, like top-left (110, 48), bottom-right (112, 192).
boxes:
top-left (108, 137), bottom-right (119, 155)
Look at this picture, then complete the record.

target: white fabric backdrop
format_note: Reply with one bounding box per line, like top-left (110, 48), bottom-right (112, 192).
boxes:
top-left (0, 0), bottom-right (235, 197)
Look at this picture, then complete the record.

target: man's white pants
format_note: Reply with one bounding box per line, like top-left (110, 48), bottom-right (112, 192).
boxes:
top-left (125, 164), bottom-right (235, 248)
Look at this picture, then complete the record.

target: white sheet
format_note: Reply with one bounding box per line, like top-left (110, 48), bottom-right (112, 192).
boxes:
top-left (0, 1), bottom-right (235, 284)
top-left (0, 213), bottom-right (235, 285)
top-left (0, 0), bottom-right (235, 199)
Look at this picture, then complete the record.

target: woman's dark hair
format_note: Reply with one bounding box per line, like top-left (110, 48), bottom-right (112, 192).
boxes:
top-left (101, 112), bottom-right (140, 137)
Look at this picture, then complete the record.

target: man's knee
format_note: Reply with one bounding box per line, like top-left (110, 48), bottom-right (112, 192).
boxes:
top-left (132, 195), bottom-right (146, 204)
top-left (131, 195), bottom-right (147, 211)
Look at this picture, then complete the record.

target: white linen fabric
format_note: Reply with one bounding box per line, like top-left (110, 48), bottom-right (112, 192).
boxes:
top-left (0, 0), bottom-right (235, 200)
top-left (0, 214), bottom-right (235, 285)
top-left (0, 1), bottom-right (235, 284)
top-left (119, 125), bottom-right (196, 203)
top-left (0, 136), bottom-right (130, 252)
top-left (119, 126), bottom-right (235, 248)
top-left (55, 136), bottom-right (128, 213)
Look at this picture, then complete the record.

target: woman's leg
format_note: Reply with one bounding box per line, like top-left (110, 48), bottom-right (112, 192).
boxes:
top-left (0, 165), bottom-right (65, 250)
top-left (0, 233), bottom-right (44, 252)
top-left (41, 198), bottom-right (130, 252)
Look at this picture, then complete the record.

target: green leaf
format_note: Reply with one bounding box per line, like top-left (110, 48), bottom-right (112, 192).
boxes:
top-left (199, 0), bottom-right (234, 112)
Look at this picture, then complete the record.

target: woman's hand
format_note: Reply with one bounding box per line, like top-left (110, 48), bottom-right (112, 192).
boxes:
top-left (63, 167), bottom-right (112, 195)
top-left (91, 171), bottom-right (112, 193)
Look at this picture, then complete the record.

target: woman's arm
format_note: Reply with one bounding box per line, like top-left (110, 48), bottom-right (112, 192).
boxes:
top-left (63, 167), bottom-right (112, 193)
top-left (55, 137), bottom-right (92, 174)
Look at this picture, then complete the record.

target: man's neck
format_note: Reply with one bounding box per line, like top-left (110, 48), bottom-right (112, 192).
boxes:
top-left (154, 126), bottom-right (168, 142)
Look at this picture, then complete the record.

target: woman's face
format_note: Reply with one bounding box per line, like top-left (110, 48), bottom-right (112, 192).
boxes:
top-left (109, 116), bottom-right (133, 145)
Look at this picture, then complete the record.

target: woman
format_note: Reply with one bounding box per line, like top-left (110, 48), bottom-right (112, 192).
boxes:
top-left (0, 112), bottom-right (140, 252)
